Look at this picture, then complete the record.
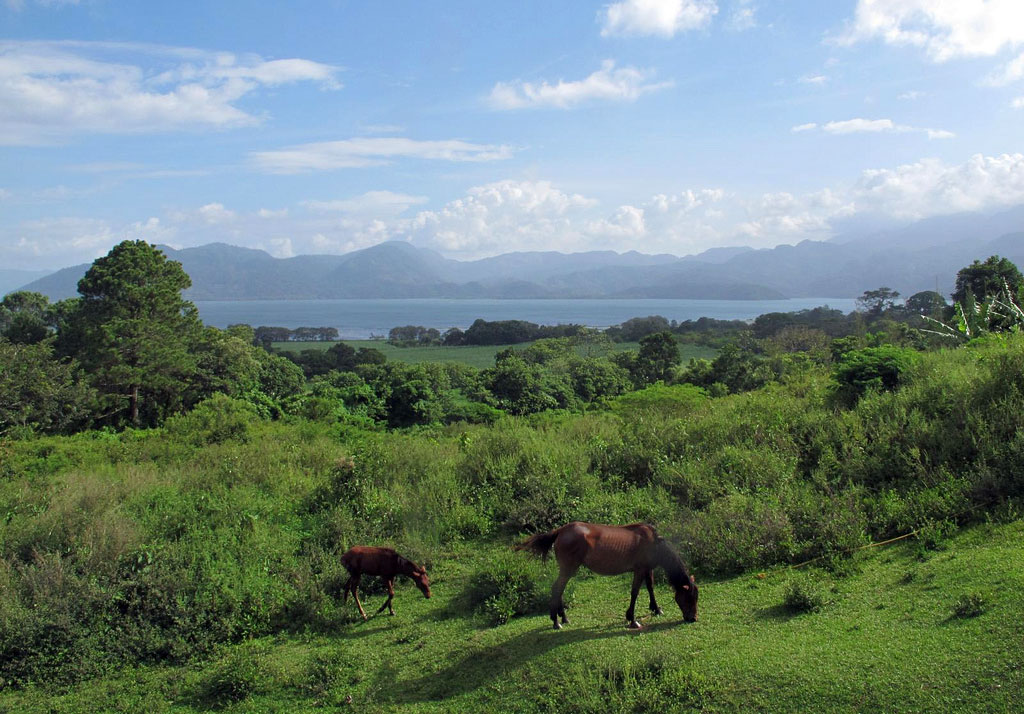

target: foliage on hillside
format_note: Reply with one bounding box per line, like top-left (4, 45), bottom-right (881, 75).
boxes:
top-left (3, 241), bottom-right (1024, 709)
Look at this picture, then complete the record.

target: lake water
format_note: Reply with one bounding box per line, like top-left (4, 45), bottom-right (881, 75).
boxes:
top-left (195, 298), bottom-right (859, 340)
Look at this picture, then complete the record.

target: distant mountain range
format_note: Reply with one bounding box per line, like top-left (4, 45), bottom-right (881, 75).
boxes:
top-left (13, 205), bottom-right (1024, 302)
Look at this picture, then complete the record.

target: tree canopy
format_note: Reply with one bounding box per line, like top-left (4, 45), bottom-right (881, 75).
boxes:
top-left (952, 255), bottom-right (1024, 305)
top-left (63, 240), bottom-right (202, 426)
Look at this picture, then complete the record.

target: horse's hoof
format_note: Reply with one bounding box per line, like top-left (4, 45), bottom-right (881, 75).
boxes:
top-left (653, 608), bottom-right (664, 616)
top-left (627, 621), bottom-right (642, 630)
top-left (552, 622), bottom-right (562, 630)
top-left (561, 617), bottom-right (570, 625)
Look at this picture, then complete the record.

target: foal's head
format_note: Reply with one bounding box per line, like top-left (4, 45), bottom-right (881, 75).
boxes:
top-left (674, 576), bottom-right (698, 622)
top-left (411, 566), bottom-right (431, 598)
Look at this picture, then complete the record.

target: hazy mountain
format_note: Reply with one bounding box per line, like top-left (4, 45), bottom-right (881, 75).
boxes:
top-left (0, 269), bottom-right (52, 297)
top-left (15, 206), bottom-right (1024, 302)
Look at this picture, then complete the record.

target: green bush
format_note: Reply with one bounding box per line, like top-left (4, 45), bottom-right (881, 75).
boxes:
top-left (191, 644), bottom-right (271, 708)
top-left (831, 346), bottom-right (918, 406)
top-left (462, 552), bottom-right (552, 625)
top-left (782, 573), bottom-right (826, 613)
top-left (164, 393), bottom-right (259, 445)
top-left (952, 592), bottom-right (986, 618)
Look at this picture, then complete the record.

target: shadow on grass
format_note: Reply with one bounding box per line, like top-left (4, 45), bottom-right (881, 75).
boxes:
top-left (378, 617), bottom-right (690, 705)
top-left (753, 604), bottom-right (803, 622)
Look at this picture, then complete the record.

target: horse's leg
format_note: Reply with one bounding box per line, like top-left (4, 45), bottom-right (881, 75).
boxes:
top-left (626, 570), bottom-right (644, 629)
top-left (342, 575), bottom-right (353, 604)
top-left (645, 569), bottom-right (663, 615)
top-left (376, 578), bottom-right (395, 615)
top-left (352, 574), bottom-right (368, 620)
top-left (550, 565), bottom-right (576, 630)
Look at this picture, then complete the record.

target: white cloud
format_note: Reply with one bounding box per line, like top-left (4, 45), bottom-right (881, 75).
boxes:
top-left (303, 190), bottom-right (428, 215)
top-left (257, 208), bottom-right (289, 219)
top-left (0, 188), bottom-right (11, 200)
top-left (0, 40), bottom-right (340, 145)
top-left (9, 154), bottom-right (1024, 268)
top-left (728, 1), bottom-right (757, 31)
top-left (6, 0), bottom-right (80, 8)
top-left (840, 0), bottom-right (1024, 61)
top-left (0, 215), bottom-right (172, 270)
top-left (853, 153), bottom-right (1024, 218)
top-left (898, 90), bottom-right (925, 100)
top-left (799, 74), bottom-right (829, 85)
top-left (601, 0), bottom-right (718, 38)
top-left (795, 117), bottom-right (954, 139)
top-left (196, 203), bottom-right (236, 224)
top-left (250, 137), bottom-right (514, 174)
top-left (1013, 96), bottom-right (1024, 108)
top-left (405, 180), bottom-right (597, 256)
top-left (587, 205), bottom-right (647, 240)
top-left (488, 60), bottom-right (672, 110)
top-left (986, 51), bottom-right (1024, 86)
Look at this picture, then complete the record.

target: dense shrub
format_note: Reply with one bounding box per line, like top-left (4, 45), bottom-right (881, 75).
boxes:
top-left (461, 551), bottom-right (552, 625)
top-left (831, 345), bottom-right (918, 406)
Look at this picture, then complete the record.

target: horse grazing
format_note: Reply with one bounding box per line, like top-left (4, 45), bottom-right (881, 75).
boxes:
top-left (340, 546), bottom-right (431, 620)
top-left (516, 521), bottom-right (697, 630)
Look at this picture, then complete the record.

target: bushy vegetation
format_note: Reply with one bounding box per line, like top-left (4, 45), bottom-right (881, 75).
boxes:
top-left (3, 242), bottom-right (1024, 711)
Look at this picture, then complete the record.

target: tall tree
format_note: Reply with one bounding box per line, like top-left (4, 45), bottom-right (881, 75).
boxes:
top-left (952, 255), bottom-right (1024, 304)
top-left (856, 287), bottom-right (900, 317)
top-left (67, 240), bottom-right (202, 426)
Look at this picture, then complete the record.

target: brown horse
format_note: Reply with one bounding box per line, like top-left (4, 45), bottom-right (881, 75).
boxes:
top-left (340, 546), bottom-right (431, 620)
top-left (516, 521), bottom-right (697, 630)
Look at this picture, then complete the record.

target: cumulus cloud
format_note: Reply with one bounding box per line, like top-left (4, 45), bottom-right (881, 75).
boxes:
top-left (0, 215), bottom-right (173, 270)
top-left (0, 40), bottom-right (340, 145)
top-left (898, 90), bottom-right (925, 100)
top-left (852, 153), bottom-right (1024, 218)
top-left (405, 180), bottom-right (597, 256)
top-left (1013, 97), bottom-right (1024, 108)
top-left (839, 0), bottom-right (1024, 61)
top-left (793, 117), bottom-right (954, 139)
top-left (250, 137), bottom-right (514, 174)
top-left (601, 0), bottom-right (718, 38)
top-left (9, 154), bottom-right (1024, 268)
top-left (488, 60), bottom-right (672, 110)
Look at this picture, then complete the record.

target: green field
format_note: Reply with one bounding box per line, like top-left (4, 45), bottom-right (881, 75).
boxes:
top-left (271, 340), bottom-right (717, 369)
top-left (5, 520), bottom-right (1021, 713)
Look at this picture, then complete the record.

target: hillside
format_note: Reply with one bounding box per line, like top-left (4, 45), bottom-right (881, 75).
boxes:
top-left (2, 519), bottom-right (1020, 712)
top-left (18, 207), bottom-right (1024, 302)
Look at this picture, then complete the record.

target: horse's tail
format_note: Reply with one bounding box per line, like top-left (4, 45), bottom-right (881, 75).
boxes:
top-left (514, 528), bottom-right (560, 560)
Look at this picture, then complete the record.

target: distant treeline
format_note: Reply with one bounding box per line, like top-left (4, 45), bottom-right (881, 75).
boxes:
top-left (253, 326), bottom-right (340, 345)
top-left (261, 301), bottom-right (944, 352)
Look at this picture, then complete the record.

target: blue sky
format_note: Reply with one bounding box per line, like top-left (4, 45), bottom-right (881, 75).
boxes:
top-left (2, 0), bottom-right (1023, 270)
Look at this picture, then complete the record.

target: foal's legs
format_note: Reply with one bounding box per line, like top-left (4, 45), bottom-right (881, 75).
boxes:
top-left (645, 570), bottom-right (663, 615)
top-left (550, 565), bottom-right (577, 630)
top-left (375, 577), bottom-right (396, 615)
top-left (349, 574), bottom-right (368, 620)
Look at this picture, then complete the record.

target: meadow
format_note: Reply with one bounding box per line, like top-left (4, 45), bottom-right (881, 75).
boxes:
top-left (2, 333), bottom-right (1023, 711)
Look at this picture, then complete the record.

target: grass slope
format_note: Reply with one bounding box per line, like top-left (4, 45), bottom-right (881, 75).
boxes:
top-left (6, 520), bottom-right (1022, 713)
top-left (271, 340), bottom-right (717, 369)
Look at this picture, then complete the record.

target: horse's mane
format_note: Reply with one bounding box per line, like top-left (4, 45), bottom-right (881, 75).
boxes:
top-left (654, 538), bottom-right (693, 590)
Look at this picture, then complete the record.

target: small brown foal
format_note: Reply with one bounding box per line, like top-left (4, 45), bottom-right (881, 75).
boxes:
top-left (340, 546), bottom-right (431, 620)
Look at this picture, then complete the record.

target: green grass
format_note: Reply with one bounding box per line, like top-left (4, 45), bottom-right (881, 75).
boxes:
top-left (271, 340), bottom-right (717, 369)
top-left (6, 519), bottom-right (1022, 713)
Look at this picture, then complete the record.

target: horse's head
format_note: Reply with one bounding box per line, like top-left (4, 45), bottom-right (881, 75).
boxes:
top-left (412, 566), bottom-right (431, 599)
top-left (674, 576), bottom-right (698, 622)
